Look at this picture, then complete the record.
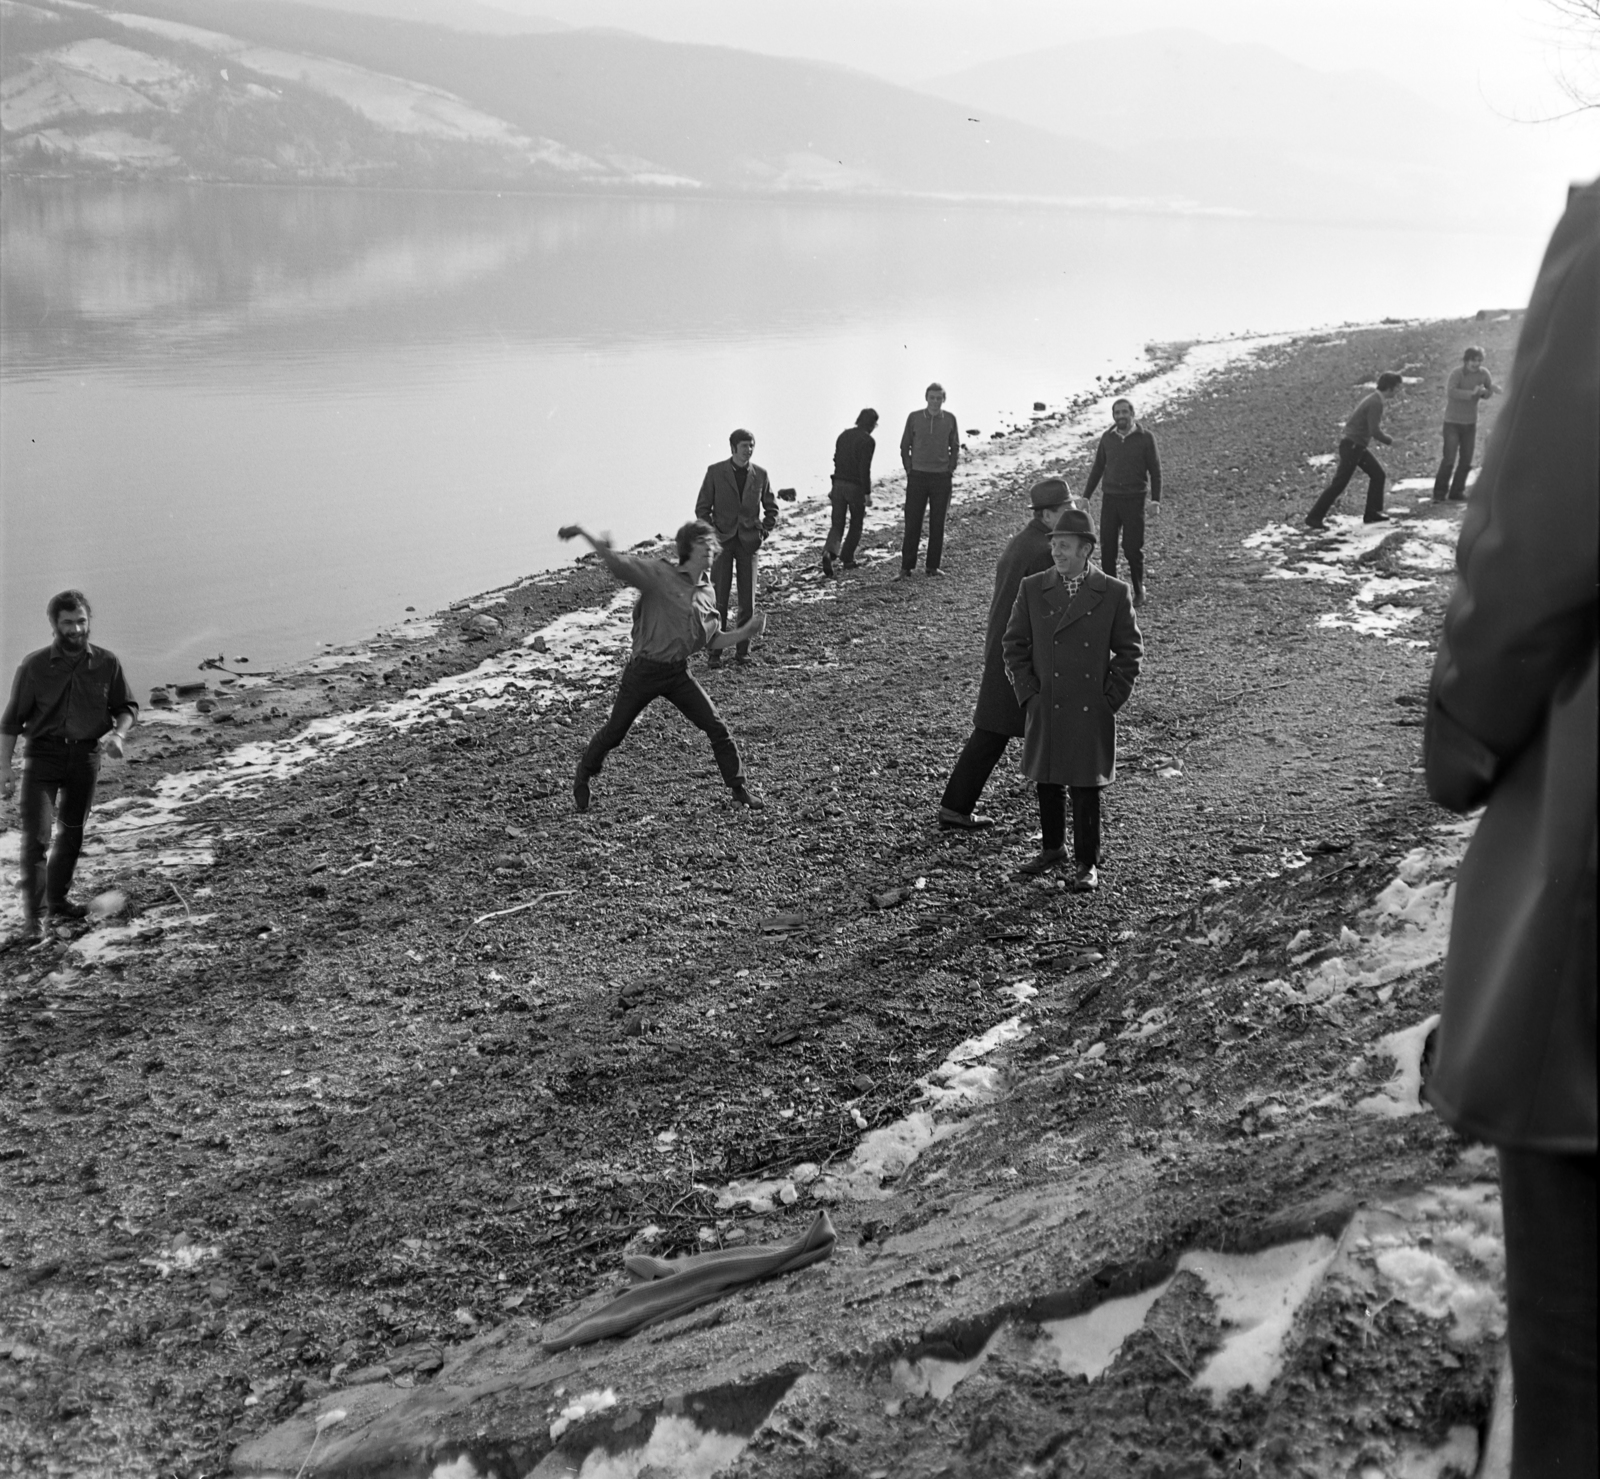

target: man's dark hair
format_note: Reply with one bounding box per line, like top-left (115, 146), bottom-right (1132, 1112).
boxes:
top-left (856, 408), bottom-right (879, 429)
top-left (47, 589), bottom-right (91, 622)
top-left (1463, 345), bottom-right (1485, 361)
top-left (1376, 372), bottom-right (1404, 392)
top-left (728, 428), bottom-right (753, 450)
top-left (675, 519), bottom-right (717, 564)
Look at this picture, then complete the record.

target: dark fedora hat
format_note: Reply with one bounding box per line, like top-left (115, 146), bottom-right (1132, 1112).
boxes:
top-left (1028, 477), bottom-right (1071, 509)
top-left (1050, 507), bottom-right (1096, 544)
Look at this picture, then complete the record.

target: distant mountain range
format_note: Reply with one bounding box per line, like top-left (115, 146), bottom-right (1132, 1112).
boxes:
top-left (0, 2), bottom-right (1547, 224)
top-left (918, 29), bottom-right (1549, 227)
top-left (0, 0), bottom-right (1172, 205)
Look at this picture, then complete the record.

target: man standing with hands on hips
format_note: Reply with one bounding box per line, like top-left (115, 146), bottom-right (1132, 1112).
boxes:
top-left (1083, 397), bottom-right (1162, 608)
top-left (1, 590), bottom-right (138, 945)
top-left (696, 429), bottom-right (778, 667)
top-left (899, 383), bottom-right (961, 578)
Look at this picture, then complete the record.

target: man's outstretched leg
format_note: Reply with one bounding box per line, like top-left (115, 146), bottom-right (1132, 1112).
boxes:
top-left (939, 727), bottom-right (1008, 827)
top-left (575, 661), bottom-right (658, 811)
top-left (664, 666), bottom-right (762, 807)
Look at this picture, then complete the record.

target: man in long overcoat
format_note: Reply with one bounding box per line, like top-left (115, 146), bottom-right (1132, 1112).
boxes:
top-left (937, 477), bottom-right (1073, 829)
top-left (696, 428), bottom-right (779, 666)
top-left (1422, 178), bottom-right (1596, 1479)
top-left (1003, 509), bottom-right (1142, 889)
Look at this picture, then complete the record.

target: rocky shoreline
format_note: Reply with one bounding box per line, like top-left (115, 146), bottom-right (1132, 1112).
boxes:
top-left (0, 310), bottom-right (1526, 1478)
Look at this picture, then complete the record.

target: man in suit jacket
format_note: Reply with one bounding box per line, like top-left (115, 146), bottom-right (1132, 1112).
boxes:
top-left (1003, 508), bottom-right (1142, 890)
top-left (696, 428), bottom-right (779, 666)
top-left (938, 477), bottom-right (1073, 830)
top-left (1423, 179), bottom-right (1596, 1479)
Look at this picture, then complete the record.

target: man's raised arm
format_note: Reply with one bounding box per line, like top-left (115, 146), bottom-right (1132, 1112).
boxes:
top-left (557, 525), bottom-right (656, 589)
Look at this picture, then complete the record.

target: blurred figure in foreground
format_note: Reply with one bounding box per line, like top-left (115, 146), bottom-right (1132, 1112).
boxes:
top-left (1424, 179), bottom-right (1597, 1479)
top-left (1, 590), bottom-right (138, 944)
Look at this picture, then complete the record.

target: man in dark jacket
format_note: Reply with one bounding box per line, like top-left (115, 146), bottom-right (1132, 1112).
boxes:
top-left (1083, 397), bottom-right (1162, 607)
top-left (823, 409), bottom-right (877, 578)
top-left (937, 477), bottom-right (1073, 829)
top-left (1, 589), bottom-right (138, 943)
top-left (1423, 179), bottom-right (1596, 1479)
top-left (695, 428), bottom-right (779, 666)
top-left (1003, 509), bottom-right (1142, 891)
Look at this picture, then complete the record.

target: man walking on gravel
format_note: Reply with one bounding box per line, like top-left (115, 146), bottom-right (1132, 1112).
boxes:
top-left (898, 383), bottom-right (961, 577)
top-left (1003, 510), bottom-right (1142, 891)
top-left (1432, 346), bottom-right (1497, 502)
top-left (696, 430), bottom-right (778, 666)
top-left (822, 409), bottom-right (877, 578)
top-left (1306, 372), bottom-right (1403, 527)
top-left (1083, 397), bottom-right (1162, 608)
top-left (1, 590), bottom-right (138, 944)
top-left (1423, 178), bottom-right (1596, 1479)
top-left (937, 477), bottom-right (1073, 830)
top-left (562, 522), bottom-right (767, 812)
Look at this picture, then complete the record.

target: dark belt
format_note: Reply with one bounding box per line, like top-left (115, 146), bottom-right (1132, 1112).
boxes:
top-left (627, 653), bottom-right (689, 672)
top-left (25, 735), bottom-right (100, 751)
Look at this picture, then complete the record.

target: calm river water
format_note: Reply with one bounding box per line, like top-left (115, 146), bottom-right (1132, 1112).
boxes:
top-left (0, 183), bottom-right (1555, 685)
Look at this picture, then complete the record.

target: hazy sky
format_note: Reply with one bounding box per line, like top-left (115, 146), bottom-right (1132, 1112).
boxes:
top-left (502, 0), bottom-right (1598, 187)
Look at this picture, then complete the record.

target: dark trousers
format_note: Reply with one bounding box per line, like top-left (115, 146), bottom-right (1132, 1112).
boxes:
top-left (18, 742), bottom-right (100, 920)
top-left (1308, 438), bottom-right (1386, 523)
top-left (1433, 422), bottom-right (1477, 500)
top-left (1037, 783), bottom-right (1101, 864)
top-left (579, 657), bottom-right (743, 788)
top-left (941, 726), bottom-right (1010, 814)
top-left (711, 540), bottom-right (756, 659)
top-left (902, 470), bottom-right (953, 573)
top-left (1499, 1148), bottom-right (1597, 1478)
top-left (1099, 493), bottom-right (1147, 593)
top-left (825, 481), bottom-right (866, 565)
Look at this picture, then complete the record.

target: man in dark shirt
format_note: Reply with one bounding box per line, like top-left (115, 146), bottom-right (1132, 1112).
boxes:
top-left (822, 408), bottom-right (878, 578)
top-left (1306, 373), bottom-right (1403, 527)
top-left (1, 590), bottom-right (138, 942)
top-left (1083, 398), bottom-right (1163, 608)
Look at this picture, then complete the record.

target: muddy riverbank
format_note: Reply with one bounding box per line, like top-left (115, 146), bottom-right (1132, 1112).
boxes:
top-left (0, 309), bottom-right (1523, 1478)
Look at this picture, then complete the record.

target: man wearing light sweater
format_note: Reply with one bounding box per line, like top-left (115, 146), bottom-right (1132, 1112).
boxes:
top-left (1306, 372), bottom-right (1403, 528)
top-left (1083, 398), bottom-right (1162, 608)
top-left (898, 383), bottom-right (961, 577)
top-left (1433, 346), bottom-right (1497, 502)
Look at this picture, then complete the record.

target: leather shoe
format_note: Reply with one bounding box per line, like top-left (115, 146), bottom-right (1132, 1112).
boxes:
top-left (47, 899), bottom-right (89, 920)
top-left (730, 784), bottom-right (766, 809)
top-left (938, 806), bottom-right (994, 830)
top-left (573, 765), bottom-right (592, 814)
top-left (1069, 864), bottom-right (1100, 893)
top-left (821, 550), bottom-right (836, 578)
top-left (1017, 847), bottom-right (1069, 877)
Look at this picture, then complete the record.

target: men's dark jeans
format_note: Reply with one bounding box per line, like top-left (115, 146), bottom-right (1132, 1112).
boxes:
top-left (1433, 422), bottom-right (1477, 500)
top-left (1308, 438), bottom-right (1386, 523)
top-left (941, 727), bottom-right (1011, 815)
top-left (902, 471), bottom-right (953, 573)
top-left (579, 657), bottom-right (743, 787)
top-left (711, 540), bottom-right (757, 659)
top-left (1499, 1147), bottom-right (1597, 1478)
top-left (1099, 492), bottom-right (1147, 593)
top-left (1037, 783), bottom-right (1102, 864)
top-left (825, 481), bottom-right (866, 565)
top-left (18, 741), bottom-right (100, 920)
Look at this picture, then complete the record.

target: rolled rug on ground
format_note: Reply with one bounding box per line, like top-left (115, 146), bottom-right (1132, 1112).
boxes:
top-left (541, 1210), bottom-right (837, 1352)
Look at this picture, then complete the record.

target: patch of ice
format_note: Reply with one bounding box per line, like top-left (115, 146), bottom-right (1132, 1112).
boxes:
top-left (893, 1344), bottom-right (993, 1402)
top-left (715, 1177), bottom-right (798, 1214)
top-left (565, 1414), bottom-right (748, 1479)
top-left (1186, 1237), bottom-right (1339, 1396)
top-left (999, 978), bottom-right (1038, 1004)
top-left (1043, 1279), bottom-right (1172, 1379)
top-left (549, 1387), bottom-right (617, 1441)
top-left (140, 1242), bottom-right (220, 1277)
top-left (1356, 1014), bottom-right (1440, 1119)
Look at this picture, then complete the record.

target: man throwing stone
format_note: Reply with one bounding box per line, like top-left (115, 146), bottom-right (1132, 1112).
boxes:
top-left (898, 383), bottom-right (961, 577)
top-left (822, 409), bottom-right (877, 578)
top-left (1003, 510), bottom-right (1142, 890)
top-left (1432, 346), bottom-right (1497, 502)
top-left (1, 590), bottom-right (138, 943)
top-left (1306, 372), bottom-right (1403, 527)
top-left (937, 477), bottom-right (1073, 830)
top-left (562, 522), bottom-right (766, 812)
top-left (1083, 397), bottom-right (1162, 608)
top-left (696, 429), bottom-right (778, 666)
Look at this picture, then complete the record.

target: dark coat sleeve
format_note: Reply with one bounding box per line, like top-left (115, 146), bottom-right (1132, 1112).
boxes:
top-left (760, 470), bottom-right (778, 534)
top-left (0, 658), bottom-right (32, 736)
top-left (106, 656), bottom-right (138, 725)
top-left (1145, 432), bottom-right (1163, 502)
top-left (694, 465), bottom-right (716, 525)
top-left (1104, 591), bottom-right (1144, 711)
top-left (1002, 583), bottom-right (1040, 707)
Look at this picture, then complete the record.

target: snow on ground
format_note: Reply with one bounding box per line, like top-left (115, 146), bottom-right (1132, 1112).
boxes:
top-left (1243, 510), bottom-right (1462, 644)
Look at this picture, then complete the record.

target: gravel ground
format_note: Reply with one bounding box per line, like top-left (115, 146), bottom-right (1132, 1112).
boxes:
top-left (0, 310), bottom-right (1523, 1478)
